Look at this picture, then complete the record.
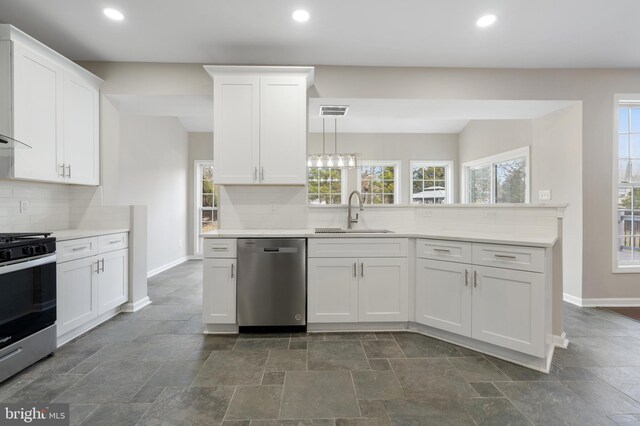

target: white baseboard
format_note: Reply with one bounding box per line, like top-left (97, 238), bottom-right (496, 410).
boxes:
top-left (147, 256), bottom-right (189, 278)
top-left (553, 332), bottom-right (569, 349)
top-left (121, 297), bottom-right (151, 313)
top-left (563, 293), bottom-right (640, 307)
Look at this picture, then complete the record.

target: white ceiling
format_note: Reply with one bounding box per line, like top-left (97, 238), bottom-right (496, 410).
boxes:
top-left (108, 95), bottom-right (575, 133)
top-left (0, 0), bottom-right (639, 68)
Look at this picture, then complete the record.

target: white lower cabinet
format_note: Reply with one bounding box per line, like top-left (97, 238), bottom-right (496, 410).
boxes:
top-left (471, 265), bottom-right (545, 357)
top-left (308, 256), bottom-right (408, 323)
top-left (416, 259), bottom-right (471, 337)
top-left (203, 258), bottom-right (237, 324)
top-left (97, 249), bottom-right (129, 315)
top-left (56, 233), bottom-right (129, 340)
top-left (359, 258), bottom-right (408, 322)
top-left (57, 256), bottom-right (99, 335)
top-left (415, 239), bottom-right (546, 358)
top-left (308, 258), bottom-right (359, 323)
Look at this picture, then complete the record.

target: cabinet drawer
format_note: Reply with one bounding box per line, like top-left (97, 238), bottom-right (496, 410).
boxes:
top-left (203, 238), bottom-right (237, 258)
top-left (416, 239), bottom-right (472, 264)
top-left (308, 238), bottom-right (408, 258)
top-left (472, 243), bottom-right (545, 273)
top-left (98, 233), bottom-right (128, 253)
top-left (57, 237), bottom-right (98, 263)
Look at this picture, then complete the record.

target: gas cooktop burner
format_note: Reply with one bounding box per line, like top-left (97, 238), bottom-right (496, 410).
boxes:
top-left (0, 233), bottom-right (52, 244)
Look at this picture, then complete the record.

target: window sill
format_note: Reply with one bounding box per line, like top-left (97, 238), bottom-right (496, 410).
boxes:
top-left (613, 265), bottom-right (640, 274)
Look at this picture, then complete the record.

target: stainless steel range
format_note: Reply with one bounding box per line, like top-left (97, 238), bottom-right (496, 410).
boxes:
top-left (0, 233), bottom-right (57, 383)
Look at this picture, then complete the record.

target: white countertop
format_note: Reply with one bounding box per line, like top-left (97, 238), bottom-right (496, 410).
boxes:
top-left (51, 228), bottom-right (129, 242)
top-left (201, 229), bottom-right (558, 247)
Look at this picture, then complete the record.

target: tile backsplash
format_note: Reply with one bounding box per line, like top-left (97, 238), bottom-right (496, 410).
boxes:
top-left (220, 186), bottom-right (561, 238)
top-left (0, 180), bottom-right (130, 233)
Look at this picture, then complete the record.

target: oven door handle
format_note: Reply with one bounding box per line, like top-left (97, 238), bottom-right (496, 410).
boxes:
top-left (0, 254), bottom-right (57, 275)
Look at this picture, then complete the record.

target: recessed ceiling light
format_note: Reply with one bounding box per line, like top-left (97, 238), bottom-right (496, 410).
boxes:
top-left (103, 8), bottom-right (125, 21)
top-left (292, 10), bottom-right (310, 23)
top-left (476, 14), bottom-right (497, 28)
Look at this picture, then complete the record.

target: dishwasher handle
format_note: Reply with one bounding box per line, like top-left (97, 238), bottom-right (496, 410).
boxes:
top-left (263, 247), bottom-right (299, 253)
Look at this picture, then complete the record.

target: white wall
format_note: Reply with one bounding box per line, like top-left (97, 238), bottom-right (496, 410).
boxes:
top-left (113, 115), bottom-right (188, 273)
top-left (187, 132), bottom-right (213, 255)
top-left (308, 133), bottom-right (458, 203)
top-left (458, 106), bottom-right (583, 298)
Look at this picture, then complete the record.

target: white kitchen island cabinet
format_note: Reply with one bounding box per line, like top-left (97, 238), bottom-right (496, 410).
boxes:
top-left (205, 66), bottom-right (314, 185)
top-left (0, 25), bottom-right (101, 185)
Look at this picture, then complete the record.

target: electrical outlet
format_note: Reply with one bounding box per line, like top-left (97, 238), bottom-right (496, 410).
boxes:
top-left (484, 211), bottom-right (497, 217)
top-left (539, 189), bottom-right (552, 201)
top-left (422, 209), bottom-right (434, 217)
top-left (270, 204), bottom-right (278, 214)
top-left (19, 200), bottom-right (29, 214)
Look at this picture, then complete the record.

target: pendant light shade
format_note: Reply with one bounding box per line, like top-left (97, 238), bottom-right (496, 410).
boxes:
top-left (307, 114), bottom-right (361, 169)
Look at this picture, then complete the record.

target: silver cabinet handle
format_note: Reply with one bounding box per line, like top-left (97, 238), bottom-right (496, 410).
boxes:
top-left (72, 246), bottom-right (88, 252)
top-left (58, 164), bottom-right (65, 177)
top-left (67, 164), bottom-right (71, 179)
top-left (473, 270), bottom-right (478, 288)
top-left (108, 240), bottom-right (121, 245)
top-left (353, 262), bottom-right (357, 278)
top-left (95, 259), bottom-right (100, 274)
top-left (100, 258), bottom-right (105, 273)
top-left (360, 262), bottom-right (364, 278)
top-left (494, 254), bottom-right (517, 260)
top-left (465, 269), bottom-right (469, 286)
top-left (260, 167), bottom-right (264, 181)
top-left (254, 166), bottom-right (258, 181)
top-left (433, 248), bottom-right (451, 253)
top-left (211, 247), bottom-right (227, 251)
top-left (231, 263), bottom-right (235, 278)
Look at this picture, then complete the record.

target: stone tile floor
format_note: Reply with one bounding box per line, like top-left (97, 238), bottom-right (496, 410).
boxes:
top-left (3, 260), bottom-right (640, 424)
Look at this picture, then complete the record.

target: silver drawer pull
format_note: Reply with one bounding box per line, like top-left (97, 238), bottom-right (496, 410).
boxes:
top-left (211, 247), bottom-right (228, 251)
top-left (108, 240), bottom-right (121, 245)
top-left (72, 246), bottom-right (88, 252)
top-left (494, 254), bottom-right (517, 260)
top-left (433, 248), bottom-right (451, 253)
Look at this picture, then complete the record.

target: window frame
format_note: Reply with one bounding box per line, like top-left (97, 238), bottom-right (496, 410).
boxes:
top-left (194, 160), bottom-right (219, 255)
top-left (461, 146), bottom-right (531, 204)
top-left (357, 160), bottom-right (402, 205)
top-left (409, 160), bottom-right (454, 204)
top-left (307, 166), bottom-right (348, 205)
top-left (613, 95), bottom-right (640, 273)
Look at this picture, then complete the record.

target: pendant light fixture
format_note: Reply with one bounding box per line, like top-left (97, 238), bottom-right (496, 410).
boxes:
top-left (307, 105), bottom-right (360, 169)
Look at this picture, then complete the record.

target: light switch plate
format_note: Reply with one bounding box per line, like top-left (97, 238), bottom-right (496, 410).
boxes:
top-left (19, 200), bottom-right (29, 214)
top-left (539, 189), bottom-right (552, 201)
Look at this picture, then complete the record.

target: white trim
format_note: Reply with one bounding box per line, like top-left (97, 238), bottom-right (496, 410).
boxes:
top-left (358, 160), bottom-right (402, 205)
top-left (553, 332), bottom-right (569, 349)
top-left (612, 95), bottom-right (640, 272)
top-left (461, 146), bottom-right (531, 204)
top-left (121, 297), bottom-right (151, 313)
top-left (147, 256), bottom-right (189, 278)
top-left (564, 293), bottom-right (640, 307)
top-left (409, 160), bottom-right (454, 204)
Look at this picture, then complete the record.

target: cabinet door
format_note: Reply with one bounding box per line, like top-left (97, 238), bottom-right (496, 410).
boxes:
top-left (471, 266), bottom-right (545, 357)
top-left (63, 72), bottom-right (99, 185)
top-left (308, 258), bottom-right (358, 323)
top-left (415, 259), bottom-right (471, 336)
top-left (359, 258), bottom-right (408, 322)
top-left (97, 249), bottom-right (128, 315)
top-left (213, 76), bottom-right (260, 184)
top-left (203, 258), bottom-right (236, 324)
top-left (259, 76), bottom-right (307, 184)
top-left (56, 256), bottom-right (98, 336)
top-left (12, 42), bottom-right (63, 182)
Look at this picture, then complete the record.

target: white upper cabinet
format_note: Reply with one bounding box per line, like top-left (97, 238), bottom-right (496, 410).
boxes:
top-left (205, 66), bottom-right (314, 185)
top-left (0, 25), bottom-right (102, 185)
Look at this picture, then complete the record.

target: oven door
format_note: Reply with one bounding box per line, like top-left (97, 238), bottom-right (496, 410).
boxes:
top-left (0, 254), bottom-right (56, 350)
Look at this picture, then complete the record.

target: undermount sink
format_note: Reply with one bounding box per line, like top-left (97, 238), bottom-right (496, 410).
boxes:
top-left (315, 228), bottom-right (394, 234)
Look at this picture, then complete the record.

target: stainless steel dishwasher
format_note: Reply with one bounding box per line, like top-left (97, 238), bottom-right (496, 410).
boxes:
top-left (237, 238), bottom-right (306, 331)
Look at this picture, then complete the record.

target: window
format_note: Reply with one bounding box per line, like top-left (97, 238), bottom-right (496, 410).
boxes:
top-left (195, 161), bottom-right (219, 254)
top-left (359, 161), bottom-right (400, 205)
top-left (308, 167), bottom-right (346, 204)
top-left (410, 161), bottom-right (453, 204)
top-left (463, 147), bottom-right (530, 204)
top-left (615, 103), bottom-right (640, 267)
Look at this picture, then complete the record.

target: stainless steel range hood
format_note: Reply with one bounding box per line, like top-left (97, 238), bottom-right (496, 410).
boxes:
top-left (0, 134), bottom-right (31, 149)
